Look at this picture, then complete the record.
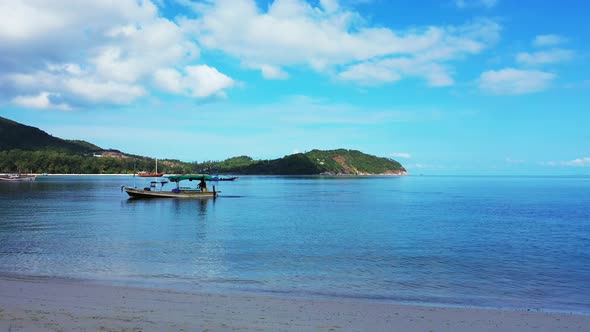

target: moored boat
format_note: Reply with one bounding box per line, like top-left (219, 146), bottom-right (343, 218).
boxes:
top-left (0, 174), bottom-right (36, 181)
top-left (137, 171), bottom-right (164, 177)
top-left (123, 174), bottom-right (220, 198)
top-left (208, 176), bottom-right (238, 181)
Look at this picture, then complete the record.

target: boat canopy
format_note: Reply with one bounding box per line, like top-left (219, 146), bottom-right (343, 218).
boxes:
top-left (166, 174), bottom-right (212, 182)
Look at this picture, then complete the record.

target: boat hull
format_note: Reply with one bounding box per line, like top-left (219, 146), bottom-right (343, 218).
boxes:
top-left (123, 187), bottom-right (218, 198)
top-left (137, 172), bottom-right (164, 177)
top-left (0, 175), bottom-right (36, 181)
top-left (209, 176), bottom-right (238, 181)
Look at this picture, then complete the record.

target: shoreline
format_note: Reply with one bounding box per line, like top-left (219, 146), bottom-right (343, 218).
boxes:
top-left (0, 173), bottom-right (134, 176)
top-left (1, 276), bottom-right (588, 331)
top-left (1, 272), bottom-right (586, 316)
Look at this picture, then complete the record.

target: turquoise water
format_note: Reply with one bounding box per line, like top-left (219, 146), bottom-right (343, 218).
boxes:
top-left (1, 175), bottom-right (589, 313)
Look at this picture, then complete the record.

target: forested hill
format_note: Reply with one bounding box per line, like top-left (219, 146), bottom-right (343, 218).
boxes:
top-left (0, 116), bottom-right (100, 153)
top-left (0, 116), bottom-right (185, 174)
top-left (217, 149), bottom-right (407, 175)
top-left (0, 117), bottom-right (407, 175)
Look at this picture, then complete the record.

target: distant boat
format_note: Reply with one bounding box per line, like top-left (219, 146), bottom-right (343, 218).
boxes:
top-left (208, 176), bottom-right (238, 181)
top-left (122, 174), bottom-right (221, 198)
top-left (137, 158), bottom-right (164, 177)
top-left (0, 174), bottom-right (36, 181)
top-left (137, 171), bottom-right (164, 177)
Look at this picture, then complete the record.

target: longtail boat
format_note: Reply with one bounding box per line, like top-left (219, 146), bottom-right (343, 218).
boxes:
top-left (137, 171), bottom-right (164, 177)
top-left (208, 176), bottom-right (238, 181)
top-left (122, 174), bottom-right (219, 198)
top-left (0, 174), bottom-right (36, 181)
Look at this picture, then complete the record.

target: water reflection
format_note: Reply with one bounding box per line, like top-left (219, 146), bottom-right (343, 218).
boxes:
top-left (171, 198), bottom-right (211, 218)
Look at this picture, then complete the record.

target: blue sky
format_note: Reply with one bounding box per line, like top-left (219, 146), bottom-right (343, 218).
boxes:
top-left (1, 0), bottom-right (589, 175)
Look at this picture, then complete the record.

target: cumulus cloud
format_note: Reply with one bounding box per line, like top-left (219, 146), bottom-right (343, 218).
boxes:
top-left (478, 68), bottom-right (555, 95)
top-left (259, 65), bottom-right (289, 80)
top-left (533, 34), bottom-right (567, 47)
top-left (0, 0), bottom-right (234, 109)
top-left (11, 92), bottom-right (71, 111)
top-left (516, 49), bottom-right (574, 66)
top-left (65, 78), bottom-right (146, 104)
top-left (391, 152), bottom-right (412, 159)
top-left (0, 0), bottom-right (504, 107)
top-left (4, 65), bottom-right (147, 106)
top-left (182, 0), bottom-right (500, 86)
top-left (154, 65), bottom-right (235, 98)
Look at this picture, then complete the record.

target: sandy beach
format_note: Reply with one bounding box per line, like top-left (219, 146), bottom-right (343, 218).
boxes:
top-left (0, 276), bottom-right (588, 332)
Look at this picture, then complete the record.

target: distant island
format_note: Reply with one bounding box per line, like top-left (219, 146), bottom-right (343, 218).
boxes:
top-left (0, 116), bottom-right (407, 176)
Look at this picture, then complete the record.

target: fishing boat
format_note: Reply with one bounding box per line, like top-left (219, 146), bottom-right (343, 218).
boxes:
top-left (122, 174), bottom-right (219, 198)
top-left (0, 174), bottom-right (36, 181)
top-left (208, 176), bottom-right (238, 181)
top-left (137, 158), bottom-right (164, 177)
top-left (137, 171), bottom-right (164, 177)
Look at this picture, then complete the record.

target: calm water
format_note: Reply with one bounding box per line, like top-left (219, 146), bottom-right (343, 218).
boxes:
top-left (1, 175), bottom-right (589, 313)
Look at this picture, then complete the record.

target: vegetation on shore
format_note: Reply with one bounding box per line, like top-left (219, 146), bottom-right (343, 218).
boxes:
top-left (0, 116), bottom-right (406, 175)
top-left (218, 149), bottom-right (406, 175)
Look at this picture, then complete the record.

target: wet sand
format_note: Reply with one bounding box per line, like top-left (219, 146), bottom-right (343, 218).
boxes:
top-left (0, 276), bottom-right (588, 331)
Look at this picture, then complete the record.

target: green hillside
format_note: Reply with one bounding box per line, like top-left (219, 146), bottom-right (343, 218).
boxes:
top-left (217, 149), bottom-right (407, 175)
top-left (305, 149), bottom-right (406, 175)
top-left (0, 117), bottom-right (407, 175)
top-left (0, 116), bottom-right (191, 174)
top-left (0, 116), bottom-right (100, 153)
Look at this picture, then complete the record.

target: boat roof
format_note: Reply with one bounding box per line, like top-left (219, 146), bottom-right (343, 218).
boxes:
top-left (166, 174), bottom-right (212, 182)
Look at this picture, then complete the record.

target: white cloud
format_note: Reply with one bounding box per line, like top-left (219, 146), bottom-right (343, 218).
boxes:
top-left (564, 158), bottom-right (590, 166)
top-left (0, 0), bottom-right (233, 108)
top-left (65, 78), bottom-right (146, 104)
top-left (516, 49), bottom-right (574, 66)
top-left (259, 65), bottom-right (289, 80)
top-left (185, 65), bottom-right (235, 98)
top-left (183, 1), bottom-right (500, 86)
top-left (1, 0), bottom-right (502, 105)
top-left (46, 63), bottom-right (82, 75)
top-left (5, 69), bottom-right (147, 105)
top-left (0, 1), bottom-right (158, 58)
top-left (11, 92), bottom-right (71, 111)
top-left (533, 34), bottom-right (567, 47)
top-left (337, 18), bottom-right (500, 85)
top-left (338, 61), bottom-right (403, 85)
top-left (320, 0), bottom-right (340, 12)
top-left (154, 65), bottom-right (235, 98)
top-left (153, 68), bottom-right (184, 94)
top-left (0, 0), bottom-right (501, 105)
top-left (339, 58), bottom-right (454, 86)
top-left (543, 157), bottom-right (590, 167)
top-left (478, 68), bottom-right (555, 95)
top-left (455, 0), bottom-right (498, 9)
top-left (90, 18), bottom-right (200, 83)
top-left (391, 152), bottom-right (412, 159)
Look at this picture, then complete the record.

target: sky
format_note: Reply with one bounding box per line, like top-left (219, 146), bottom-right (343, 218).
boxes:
top-left (0, 0), bottom-right (589, 175)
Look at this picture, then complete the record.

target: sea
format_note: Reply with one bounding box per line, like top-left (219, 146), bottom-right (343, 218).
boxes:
top-left (1, 175), bottom-right (589, 313)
